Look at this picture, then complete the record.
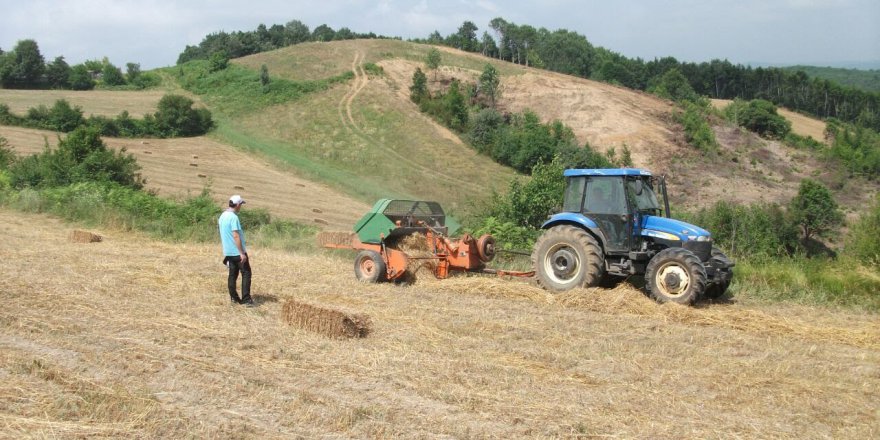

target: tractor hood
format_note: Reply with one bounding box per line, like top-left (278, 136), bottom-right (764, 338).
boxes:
top-left (641, 215), bottom-right (711, 242)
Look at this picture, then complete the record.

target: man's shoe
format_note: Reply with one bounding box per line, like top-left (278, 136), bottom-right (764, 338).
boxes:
top-left (241, 299), bottom-right (256, 307)
top-left (230, 298), bottom-right (241, 304)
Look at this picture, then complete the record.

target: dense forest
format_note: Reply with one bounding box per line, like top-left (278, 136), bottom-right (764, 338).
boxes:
top-left (781, 65), bottom-right (880, 93)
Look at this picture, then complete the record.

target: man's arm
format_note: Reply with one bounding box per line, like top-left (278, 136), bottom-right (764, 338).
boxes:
top-left (232, 230), bottom-right (247, 262)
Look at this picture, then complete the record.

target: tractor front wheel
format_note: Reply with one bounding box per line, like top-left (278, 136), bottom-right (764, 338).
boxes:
top-left (645, 248), bottom-right (707, 305)
top-left (532, 225), bottom-right (604, 292)
top-left (354, 250), bottom-right (387, 283)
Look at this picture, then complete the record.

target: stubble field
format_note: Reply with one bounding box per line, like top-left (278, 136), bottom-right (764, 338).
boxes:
top-left (2, 209), bottom-right (877, 438)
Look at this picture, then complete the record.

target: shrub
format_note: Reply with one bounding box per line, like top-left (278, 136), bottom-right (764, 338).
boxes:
top-left (844, 195), bottom-right (880, 265)
top-left (152, 94), bottom-right (214, 137)
top-left (8, 126), bottom-right (143, 190)
top-left (789, 178), bottom-right (843, 241)
top-left (725, 99), bottom-right (791, 139)
top-left (685, 200), bottom-right (800, 258)
top-left (677, 100), bottom-right (718, 153)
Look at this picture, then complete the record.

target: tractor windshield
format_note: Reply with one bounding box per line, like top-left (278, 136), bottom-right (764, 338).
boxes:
top-left (627, 178), bottom-right (661, 214)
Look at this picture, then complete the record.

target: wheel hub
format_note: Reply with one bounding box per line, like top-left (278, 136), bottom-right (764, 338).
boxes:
top-left (552, 248), bottom-right (577, 278)
top-left (656, 264), bottom-right (690, 296)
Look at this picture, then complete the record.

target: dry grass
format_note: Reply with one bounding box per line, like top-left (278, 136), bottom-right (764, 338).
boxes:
top-left (0, 126), bottom-right (369, 230)
top-left (2, 209), bottom-right (878, 438)
top-left (281, 299), bottom-right (372, 339)
top-left (0, 89), bottom-right (168, 118)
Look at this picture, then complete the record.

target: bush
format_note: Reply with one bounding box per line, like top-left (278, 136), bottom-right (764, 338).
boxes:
top-left (725, 99), bottom-right (791, 139)
top-left (789, 179), bottom-right (843, 241)
top-left (152, 94), bottom-right (214, 137)
top-left (8, 126), bottom-right (143, 190)
top-left (677, 100), bottom-right (718, 153)
top-left (684, 200), bottom-right (800, 258)
top-left (844, 195), bottom-right (880, 265)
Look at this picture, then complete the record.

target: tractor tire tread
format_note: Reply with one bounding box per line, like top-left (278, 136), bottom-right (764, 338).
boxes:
top-left (532, 225), bottom-right (604, 292)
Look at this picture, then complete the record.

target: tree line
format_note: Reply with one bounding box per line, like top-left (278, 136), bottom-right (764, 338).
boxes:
top-left (176, 20), bottom-right (395, 64)
top-left (0, 39), bottom-right (158, 90)
top-left (415, 18), bottom-right (880, 132)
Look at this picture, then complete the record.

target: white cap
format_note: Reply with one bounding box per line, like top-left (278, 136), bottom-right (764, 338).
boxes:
top-left (230, 195), bottom-right (246, 205)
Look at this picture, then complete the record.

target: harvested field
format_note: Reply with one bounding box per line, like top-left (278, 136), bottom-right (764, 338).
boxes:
top-left (0, 89), bottom-right (169, 118)
top-left (0, 126), bottom-right (369, 230)
top-left (2, 209), bottom-right (878, 438)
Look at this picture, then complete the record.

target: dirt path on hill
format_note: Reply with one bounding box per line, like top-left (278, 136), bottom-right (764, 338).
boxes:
top-left (336, 53), bottom-right (482, 191)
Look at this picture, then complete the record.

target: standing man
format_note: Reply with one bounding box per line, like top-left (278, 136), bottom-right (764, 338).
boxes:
top-left (219, 194), bottom-right (254, 306)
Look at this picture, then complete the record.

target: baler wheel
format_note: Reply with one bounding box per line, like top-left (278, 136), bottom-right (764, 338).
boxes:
top-left (476, 234), bottom-right (496, 262)
top-left (354, 250), bottom-right (387, 283)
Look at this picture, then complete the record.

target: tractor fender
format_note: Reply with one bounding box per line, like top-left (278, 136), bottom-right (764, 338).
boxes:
top-left (541, 213), bottom-right (608, 251)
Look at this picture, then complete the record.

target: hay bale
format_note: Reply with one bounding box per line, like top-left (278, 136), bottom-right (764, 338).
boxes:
top-left (233, 185), bottom-right (244, 190)
top-left (312, 208), bottom-right (323, 214)
top-left (192, 155), bottom-right (198, 159)
top-left (316, 231), bottom-right (355, 247)
top-left (314, 218), bottom-right (329, 225)
top-left (198, 173), bottom-right (207, 178)
top-left (295, 183), bottom-right (306, 188)
top-left (189, 163), bottom-right (198, 167)
top-left (281, 299), bottom-right (372, 339)
top-left (70, 230), bottom-right (102, 243)
top-left (143, 151), bottom-right (152, 154)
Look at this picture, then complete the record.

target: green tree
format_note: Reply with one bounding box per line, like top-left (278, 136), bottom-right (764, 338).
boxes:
top-left (725, 99), bottom-right (791, 140)
top-left (69, 64), bottom-right (96, 90)
top-left (0, 135), bottom-right (15, 170)
top-left (789, 179), bottom-right (844, 241)
top-left (125, 62), bottom-right (141, 82)
top-left (283, 20), bottom-right (311, 45)
top-left (0, 39), bottom-right (45, 88)
top-left (48, 99), bottom-right (85, 132)
top-left (101, 62), bottom-right (126, 86)
top-left (260, 64), bottom-right (270, 88)
top-left (152, 94), bottom-right (214, 137)
top-left (409, 67), bottom-right (428, 103)
top-left (479, 63), bottom-right (501, 108)
top-left (208, 52), bottom-right (229, 72)
top-left (46, 56), bottom-right (71, 89)
top-left (648, 68), bottom-right (698, 103)
top-left (312, 24), bottom-right (336, 42)
top-left (426, 48), bottom-right (441, 80)
top-left (456, 21), bottom-right (479, 52)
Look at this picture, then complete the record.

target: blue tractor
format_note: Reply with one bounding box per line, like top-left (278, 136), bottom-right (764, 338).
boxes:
top-left (531, 168), bottom-right (734, 304)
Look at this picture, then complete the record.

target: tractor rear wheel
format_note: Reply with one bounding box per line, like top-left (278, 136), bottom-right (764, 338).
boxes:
top-left (645, 248), bottom-right (707, 305)
top-left (532, 225), bottom-right (604, 292)
top-left (354, 250), bottom-right (387, 283)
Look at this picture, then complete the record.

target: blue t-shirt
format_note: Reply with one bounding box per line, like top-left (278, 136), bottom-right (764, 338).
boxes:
top-left (218, 210), bottom-right (246, 256)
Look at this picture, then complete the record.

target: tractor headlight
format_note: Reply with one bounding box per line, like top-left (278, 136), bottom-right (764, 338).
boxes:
top-left (696, 235), bottom-right (710, 242)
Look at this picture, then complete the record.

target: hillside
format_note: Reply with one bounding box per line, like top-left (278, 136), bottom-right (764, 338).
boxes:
top-left (3, 209), bottom-right (878, 437)
top-left (3, 40), bottom-right (876, 222)
top-left (0, 126), bottom-right (368, 230)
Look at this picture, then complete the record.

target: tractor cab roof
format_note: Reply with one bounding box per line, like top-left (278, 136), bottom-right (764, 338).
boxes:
top-left (564, 168), bottom-right (652, 177)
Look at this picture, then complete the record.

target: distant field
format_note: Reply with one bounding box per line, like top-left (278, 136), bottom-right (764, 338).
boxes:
top-left (0, 89), bottom-right (167, 117)
top-left (0, 126), bottom-right (369, 229)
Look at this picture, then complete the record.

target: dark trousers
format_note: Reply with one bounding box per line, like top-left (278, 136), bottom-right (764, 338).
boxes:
top-left (224, 254), bottom-right (252, 303)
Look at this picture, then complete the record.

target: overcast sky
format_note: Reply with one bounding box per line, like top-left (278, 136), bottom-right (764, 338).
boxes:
top-left (1, 0), bottom-right (878, 70)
